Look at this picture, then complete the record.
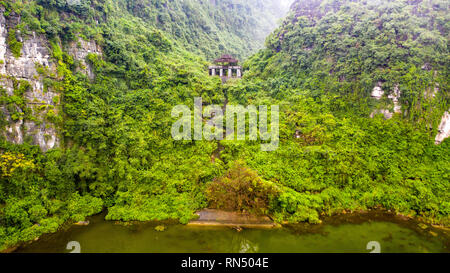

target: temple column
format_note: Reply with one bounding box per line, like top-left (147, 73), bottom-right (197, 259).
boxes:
top-left (211, 68), bottom-right (216, 76)
top-left (237, 68), bottom-right (241, 78)
top-left (219, 68), bottom-right (223, 77)
top-left (228, 68), bottom-right (232, 78)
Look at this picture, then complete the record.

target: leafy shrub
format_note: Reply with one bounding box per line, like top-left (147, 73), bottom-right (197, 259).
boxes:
top-left (206, 162), bottom-right (279, 215)
top-left (67, 193), bottom-right (103, 222)
top-left (7, 29), bottom-right (22, 58)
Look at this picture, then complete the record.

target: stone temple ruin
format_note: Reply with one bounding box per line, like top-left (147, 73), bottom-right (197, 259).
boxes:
top-left (209, 54), bottom-right (242, 80)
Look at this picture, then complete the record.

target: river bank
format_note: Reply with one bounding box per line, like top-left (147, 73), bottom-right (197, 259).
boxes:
top-left (6, 209), bottom-right (448, 253)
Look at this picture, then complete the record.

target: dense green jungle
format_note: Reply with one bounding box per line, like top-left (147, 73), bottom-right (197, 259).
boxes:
top-left (0, 0), bottom-right (448, 251)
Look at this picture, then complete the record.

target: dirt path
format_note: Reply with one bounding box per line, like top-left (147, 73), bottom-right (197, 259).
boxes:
top-left (211, 89), bottom-right (228, 163)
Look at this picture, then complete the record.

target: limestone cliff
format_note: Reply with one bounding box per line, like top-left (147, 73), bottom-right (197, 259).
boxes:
top-left (370, 81), bottom-right (449, 144)
top-left (67, 38), bottom-right (102, 80)
top-left (370, 82), bottom-right (402, 120)
top-left (0, 7), bottom-right (101, 151)
top-left (435, 111), bottom-right (450, 145)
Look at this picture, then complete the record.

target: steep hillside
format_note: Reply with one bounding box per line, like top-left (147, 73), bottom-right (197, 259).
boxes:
top-left (0, 0), bottom-right (224, 249)
top-left (123, 0), bottom-right (293, 59)
top-left (245, 0), bottom-right (448, 122)
top-left (0, 0), bottom-right (292, 151)
top-left (219, 0), bottom-right (449, 225)
top-left (0, 0), bottom-right (292, 251)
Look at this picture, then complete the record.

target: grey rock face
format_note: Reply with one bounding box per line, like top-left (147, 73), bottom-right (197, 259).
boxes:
top-left (371, 82), bottom-right (384, 100)
top-left (0, 8), bottom-right (7, 74)
top-left (67, 38), bottom-right (102, 80)
top-left (0, 8), bottom-right (102, 152)
top-left (370, 83), bottom-right (402, 119)
top-left (435, 111), bottom-right (450, 145)
top-left (388, 85), bottom-right (402, 114)
top-left (0, 10), bottom-right (58, 152)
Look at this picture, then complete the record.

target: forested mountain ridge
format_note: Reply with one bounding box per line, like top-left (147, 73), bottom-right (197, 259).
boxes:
top-left (219, 0), bottom-right (449, 227)
top-left (0, 0), bottom-right (294, 250)
top-left (0, 0), bottom-right (448, 252)
top-left (123, 0), bottom-right (292, 59)
top-left (245, 0), bottom-right (449, 125)
top-left (0, 0), bottom-right (291, 152)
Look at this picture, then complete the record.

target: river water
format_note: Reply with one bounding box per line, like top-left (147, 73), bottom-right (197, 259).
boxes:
top-left (16, 212), bottom-right (449, 253)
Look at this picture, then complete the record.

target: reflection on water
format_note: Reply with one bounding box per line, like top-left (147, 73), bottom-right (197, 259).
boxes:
top-left (16, 213), bottom-right (449, 253)
top-left (231, 236), bottom-right (259, 253)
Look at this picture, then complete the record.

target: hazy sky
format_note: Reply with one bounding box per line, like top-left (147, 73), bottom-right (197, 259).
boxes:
top-left (276, 0), bottom-right (296, 19)
top-left (279, 0), bottom-right (295, 8)
top-left (276, 0), bottom-right (296, 15)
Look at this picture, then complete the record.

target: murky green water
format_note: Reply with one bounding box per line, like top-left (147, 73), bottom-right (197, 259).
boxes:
top-left (16, 213), bottom-right (449, 253)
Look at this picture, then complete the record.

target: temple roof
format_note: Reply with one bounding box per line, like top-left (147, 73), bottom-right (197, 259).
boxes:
top-left (214, 54), bottom-right (239, 64)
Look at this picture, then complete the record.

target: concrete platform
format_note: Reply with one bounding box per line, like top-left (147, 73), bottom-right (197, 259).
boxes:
top-left (188, 209), bottom-right (277, 228)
